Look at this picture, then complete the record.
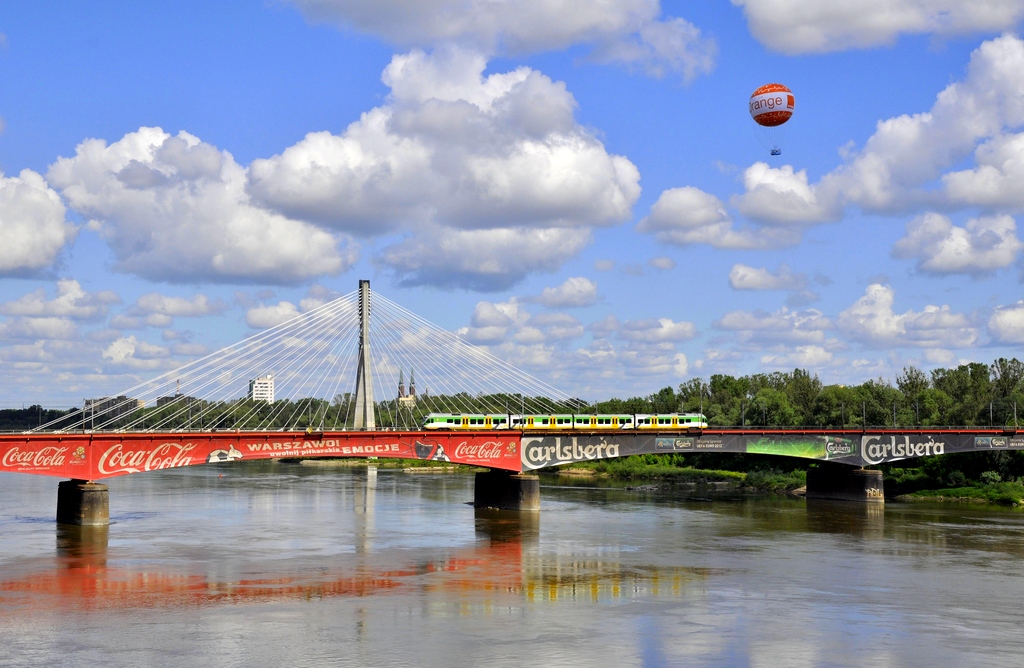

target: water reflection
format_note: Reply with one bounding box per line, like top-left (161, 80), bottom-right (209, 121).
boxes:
top-left (4, 468), bottom-right (1024, 667)
top-left (474, 508), bottom-right (539, 545)
top-left (1, 499), bottom-right (706, 615)
top-left (805, 499), bottom-right (885, 539)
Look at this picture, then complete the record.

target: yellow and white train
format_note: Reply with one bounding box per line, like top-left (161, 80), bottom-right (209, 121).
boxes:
top-left (422, 413), bottom-right (708, 431)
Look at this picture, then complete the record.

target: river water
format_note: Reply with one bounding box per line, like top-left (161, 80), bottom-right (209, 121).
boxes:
top-left (2, 462), bottom-right (1024, 667)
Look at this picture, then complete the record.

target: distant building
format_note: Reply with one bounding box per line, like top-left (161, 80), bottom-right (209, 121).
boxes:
top-left (85, 396), bottom-right (144, 419)
top-left (155, 394), bottom-right (195, 407)
top-left (249, 374), bottom-right (275, 403)
top-left (398, 368), bottom-right (417, 408)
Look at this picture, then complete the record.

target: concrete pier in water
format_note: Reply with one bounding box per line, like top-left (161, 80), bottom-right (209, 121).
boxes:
top-left (806, 464), bottom-right (884, 503)
top-left (474, 471), bottom-right (541, 511)
top-left (56, 479), bottom-right (110, 526)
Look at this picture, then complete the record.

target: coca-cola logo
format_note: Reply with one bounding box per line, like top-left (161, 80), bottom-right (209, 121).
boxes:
top-left (98, 442), bottom-right (196, 475)
top-left (2, 445), bottom-right (68, 469)
top-left (452, 441), bottom-right (506, 461)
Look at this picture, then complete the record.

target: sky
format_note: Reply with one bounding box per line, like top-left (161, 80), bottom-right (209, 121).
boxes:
top-left (3, 1), bottom-right (1024, 406)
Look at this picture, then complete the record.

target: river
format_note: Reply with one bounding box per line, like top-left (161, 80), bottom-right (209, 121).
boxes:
top-left (2, 462), bottom-right (1023, 667)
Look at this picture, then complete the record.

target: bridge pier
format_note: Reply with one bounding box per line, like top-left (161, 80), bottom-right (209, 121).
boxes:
top-left (806, 464), bottom-right (884, 504)
top-left (56, 479), bottom-right (109, 526)
top-left (474, 470), bottom-right (540, 511)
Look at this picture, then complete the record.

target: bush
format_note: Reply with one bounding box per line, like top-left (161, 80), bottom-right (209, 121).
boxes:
top-left (947, 470), bottom-right (968, 487)
top-left (742, 468), bottom-right (806, 492)
top-left (980, 470), bottom-right (1002, 484)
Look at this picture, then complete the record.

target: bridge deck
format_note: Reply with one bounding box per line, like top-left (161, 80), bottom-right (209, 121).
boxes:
top-left (2, 427), bottom-right (1021, 478)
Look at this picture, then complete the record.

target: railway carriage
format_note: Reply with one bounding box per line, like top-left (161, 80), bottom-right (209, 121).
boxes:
top-left (422, 412), bottom-right (707, 431)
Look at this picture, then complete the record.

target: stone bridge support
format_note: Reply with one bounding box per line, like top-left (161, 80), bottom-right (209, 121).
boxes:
top-left (806, 464), bottom-right (884, 503)
top-left (56, 479), bottom-right (110, 526)
top-left (474, 470), bottom-right (540, 511)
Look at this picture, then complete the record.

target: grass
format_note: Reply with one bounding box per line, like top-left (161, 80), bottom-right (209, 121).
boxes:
top-left (900, 481), bottom-right (1024, 505)
top-left (556, 455), bottom-right (806, 493)
top-left (562, 457), bottom-right (743, 482)
top-left (742, 468), bottom-right (806, 493)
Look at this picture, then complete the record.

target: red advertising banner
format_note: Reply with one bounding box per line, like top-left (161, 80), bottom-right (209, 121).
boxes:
top-left (0, 431), bottom-right (523, 479)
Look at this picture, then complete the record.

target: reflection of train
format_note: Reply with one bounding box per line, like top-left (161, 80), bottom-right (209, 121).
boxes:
top-left (423, 413), bottom-right (708, 431)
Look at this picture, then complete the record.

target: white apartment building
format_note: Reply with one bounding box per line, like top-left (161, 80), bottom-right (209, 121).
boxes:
top-left (248, 374), bottom-right (275, 403)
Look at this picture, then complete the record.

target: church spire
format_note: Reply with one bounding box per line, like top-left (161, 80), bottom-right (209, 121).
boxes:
top-left (409, 367), bottom-right (416, 397)
top-left (398, 368), bottom-right (406, 398)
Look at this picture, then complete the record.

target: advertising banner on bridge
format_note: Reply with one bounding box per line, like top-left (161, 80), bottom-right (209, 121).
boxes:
top-left (520, 431), bottom-right (1024, 469)
top-left (0, 431), bottom-right (521, 479)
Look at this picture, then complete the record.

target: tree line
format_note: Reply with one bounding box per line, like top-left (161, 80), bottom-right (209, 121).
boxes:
top-left (595, 359), bottom-right (1024, 428)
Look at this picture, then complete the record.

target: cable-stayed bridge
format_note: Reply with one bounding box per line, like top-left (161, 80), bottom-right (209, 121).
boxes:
top-left (1, 280), bottom-right (1022, 517)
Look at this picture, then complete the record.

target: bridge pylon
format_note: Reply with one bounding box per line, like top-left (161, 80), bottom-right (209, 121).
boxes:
top-left (352, 279), bottom-right (376, 431)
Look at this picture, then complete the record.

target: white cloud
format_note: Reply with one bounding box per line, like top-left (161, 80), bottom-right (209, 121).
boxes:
top-left (291, 0), bottom-right (716, 80)
top-left (457, 298), bottom-right (530, 343)
top-left (619, 317), bottom-right (696, 343)
top-left (647, 256), bottom-right (675, 270)
top-left (381, 226), bottom-right (592, 291)
top-left (134, 293), bottom-right (228, 317)
top-left (820, 34), bottom-right (1024, 214)
top-left (109, 315), bottom-right (144, 330)
top-left (299, 285), bottom-right (343, 312)
top-left (248, 49), bottom-right (638, 289)
top-left (532, 277), bottom-right (599, 308)
top-left (760, 345), bottom-right (833, 368)
top-left (249, 49), bottom-right (639, 235)
top-left (246, 302), bottom-right (301, 329)
top-left (528, 312), bottom-right (584, 340)
top-left (892, 212), bottom-right (1022, 275)
top-left (944, 132), bottom-right (1024, 208)
top-left (646, 34), bottom-right (1024, 251)
top-left (613, 343), bottom-right (689, 376)
top-left (47, 127), bottom-right (357, 284)
top-left (728, 263), bottom-right (808, 291)
top-left (733, 163), bottom-right (836, 225)
top-left (594, 259), bottom-right (616, 271)
top-left (0, 279), bottom-right (119, 320)
top-left (715, 307), bottom-right (832, 345)
top-left (171, 342), bottom-right (208, 357)
top-left (989, 301), bottom-right (1024, 343)
top-left (733, 0), bottom-right (1024, 54)
top-left (0, 317), bottom-right (77, 341)
top-left (102, 336), bottom-right (169, 369)
top-left (0, 169), bottom-right (75, 274)
top-left (837, 283), bottom-right (977, 348)
top-left (924, 348), bottom-right (958, 365)
top-left (638, 186), bottom-right (792, 249)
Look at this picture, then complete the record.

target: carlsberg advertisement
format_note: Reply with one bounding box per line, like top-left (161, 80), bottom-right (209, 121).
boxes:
top-left (520, 431), bottom-right (1024, 469)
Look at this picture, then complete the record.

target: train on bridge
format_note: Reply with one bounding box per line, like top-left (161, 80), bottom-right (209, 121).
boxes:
top-left (422, 412), bottom-right (709, 431)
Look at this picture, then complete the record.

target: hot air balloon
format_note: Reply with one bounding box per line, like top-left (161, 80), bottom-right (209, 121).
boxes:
top-left (749, 83), bottom-right (794, 156)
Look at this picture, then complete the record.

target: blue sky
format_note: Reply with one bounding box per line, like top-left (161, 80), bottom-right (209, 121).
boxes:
top-left (3, 1), bottom-right (1024, 405)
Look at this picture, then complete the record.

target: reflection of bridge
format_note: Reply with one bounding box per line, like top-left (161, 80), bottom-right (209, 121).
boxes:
top-left (2, 280), bottom-right (1021, 521)
top-left (0, 504), bottom-right (708, 616)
